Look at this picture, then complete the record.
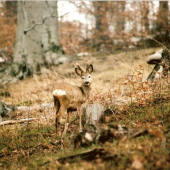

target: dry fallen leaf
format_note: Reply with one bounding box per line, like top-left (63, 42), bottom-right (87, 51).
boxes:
top-left (132, 159), bottom-right (143, 169)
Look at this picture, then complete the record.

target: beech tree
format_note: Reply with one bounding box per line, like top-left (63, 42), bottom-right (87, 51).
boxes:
top-left (140, 1), bottom-right (149, 33)
top-left (92, 1), bottom-right (110, 51)
top-left (155, 1), bottom-right (170, 43)
top-left (0, 1), bottom-right (16, 59)
top-left (113, 1), bottom-right (126, 33)
top-left (10, 1), bottom-right (64, 79)
top-left (0, 1), bottom-right (64, 115)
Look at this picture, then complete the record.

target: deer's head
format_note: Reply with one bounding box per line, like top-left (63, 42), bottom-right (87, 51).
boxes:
top-left (75, 63), bottom-right (93, 86)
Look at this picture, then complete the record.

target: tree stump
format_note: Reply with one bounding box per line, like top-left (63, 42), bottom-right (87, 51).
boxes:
top-left (0, 99), bottom-right (15, 118)
top-left (83, 103), bottom-right (104, 125)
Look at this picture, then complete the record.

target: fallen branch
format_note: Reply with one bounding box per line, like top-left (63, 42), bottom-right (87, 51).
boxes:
top-left (57, 148), bottom-right (106, 164)
top-left (129, 129), bottom-right (148, 138)
top-left (16, 102), bottom-right (54, 111)
top-left (0, 118), bottom-right (37, 126)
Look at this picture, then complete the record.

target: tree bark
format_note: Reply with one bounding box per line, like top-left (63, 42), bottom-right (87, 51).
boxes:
top-left (92, 1), bottom-right (109, 51)
top-left (115, 1), bottom-right (125, 33)
top-left (10, 1), bottom-right (64, 79)
top-left (154, 1), bottom-right (170, 44)
top-left (141, 2), bottom-right (149, 33)
top-left (156, 1), bottom-right (169, 32)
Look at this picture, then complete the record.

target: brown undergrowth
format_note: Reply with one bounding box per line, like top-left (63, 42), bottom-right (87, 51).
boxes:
top-left (0, 48), bottom-right (170, 169)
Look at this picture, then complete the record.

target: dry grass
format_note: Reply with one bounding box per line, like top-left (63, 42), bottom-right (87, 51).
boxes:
top-left (0, 47), bottom-right (158, 123)
top-left (1, 47), bottom-right (170, 169)
top-left (0, 47), bottom-right (159, 105)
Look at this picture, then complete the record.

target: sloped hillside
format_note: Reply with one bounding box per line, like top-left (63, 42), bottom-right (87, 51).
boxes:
top-left (1, 47), bottom-right (170, 170)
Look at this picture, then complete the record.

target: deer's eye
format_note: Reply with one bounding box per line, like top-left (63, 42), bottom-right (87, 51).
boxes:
top-left (89, 76), bottom-right (91, 78)
top-left (82, 77), bottom-right (85, 79)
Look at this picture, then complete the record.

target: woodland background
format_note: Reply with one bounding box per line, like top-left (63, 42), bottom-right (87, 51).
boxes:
top-left (0, 1), bottom-right (170, 169)
top-left (0, 1), bottom-right (170, 61)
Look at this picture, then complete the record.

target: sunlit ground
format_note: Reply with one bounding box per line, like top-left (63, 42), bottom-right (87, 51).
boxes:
top-left (1, 47), bottom-right (170, 170)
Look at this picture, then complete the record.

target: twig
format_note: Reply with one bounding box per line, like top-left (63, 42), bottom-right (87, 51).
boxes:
top-left (129, 129), bottom-right (148, 138)
top-left (135, 32), bottom-right (170, 54)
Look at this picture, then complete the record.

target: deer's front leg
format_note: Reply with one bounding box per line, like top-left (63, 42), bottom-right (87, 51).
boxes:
top-left (77, 107), bottom-right (83, 133)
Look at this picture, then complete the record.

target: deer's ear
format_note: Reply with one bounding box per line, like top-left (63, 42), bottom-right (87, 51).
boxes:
top-left (75, 68), bottom-right (82, 76)
top-left (87, 64), bottom-right (93, 74)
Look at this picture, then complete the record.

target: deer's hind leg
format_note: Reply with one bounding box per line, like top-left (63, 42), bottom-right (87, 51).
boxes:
top-left (54, 96), bottom-right (61, 136)
top-left (63, 111), bottom-right (71, 135)
top-left (55, 96), bottom-right (70, 136)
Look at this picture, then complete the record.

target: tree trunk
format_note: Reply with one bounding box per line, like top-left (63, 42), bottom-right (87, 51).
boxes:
top-left (5, 1), bottom-right (17, 15)
top-left (156, 1), bottom-right (169, 32)
top-left (154, 1), bottom-right (170, 44)
top-left (141, 2), bottom-right (149, 33)
top-left (115, 1), bottom-right (125, 33)
top-left (10, 1), bottom-right (64, 79)
top-left (92, 1), bottom-right (109, 51)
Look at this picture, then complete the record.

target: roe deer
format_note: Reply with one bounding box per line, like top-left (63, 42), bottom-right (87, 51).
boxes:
top-left (53, 63), bottom-right (93, 136)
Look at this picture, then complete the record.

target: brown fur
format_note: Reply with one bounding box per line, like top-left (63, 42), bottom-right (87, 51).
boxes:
top-left (53, 63), bottom-right (93, 136)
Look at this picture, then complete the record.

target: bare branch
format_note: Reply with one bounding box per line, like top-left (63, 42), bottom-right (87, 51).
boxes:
top-left (69, 1), bottom-right (93, 14)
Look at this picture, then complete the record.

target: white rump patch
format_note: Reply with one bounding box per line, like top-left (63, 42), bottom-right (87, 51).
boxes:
top-left (53, 89), bottom-right (66, 96)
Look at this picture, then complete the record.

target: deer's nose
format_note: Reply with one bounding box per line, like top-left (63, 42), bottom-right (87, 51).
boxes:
top-left (85, 81), bottom-right (89, 85)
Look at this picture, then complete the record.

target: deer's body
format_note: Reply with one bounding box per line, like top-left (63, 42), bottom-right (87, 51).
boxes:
top-left (53, 63), bottom-right (93, 136)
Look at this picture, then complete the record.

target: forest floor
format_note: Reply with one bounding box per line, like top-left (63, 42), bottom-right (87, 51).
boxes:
top-left (0, 47), bottom-right (170, 170)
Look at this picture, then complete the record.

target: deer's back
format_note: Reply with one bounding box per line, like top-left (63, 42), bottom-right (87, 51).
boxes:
top-left (54, 82), bottom-right (85, 105)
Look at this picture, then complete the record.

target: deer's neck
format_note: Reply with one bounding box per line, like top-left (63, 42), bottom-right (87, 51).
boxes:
top-left (80, 84), bottom-right (91, 100)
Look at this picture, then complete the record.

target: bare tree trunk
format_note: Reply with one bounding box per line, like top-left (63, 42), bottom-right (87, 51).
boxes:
top-left (5, 1), bottom-right (17, 16)
top-left (141, 2), bottom-right (149, 33)
top-left (10, 1), bottom-right (63, 79)
top-left (156, 1), bottom-right (169, 32)
top-left (115, 1), bottom-right (125, 33)
top-left (92, 1), bottom-right (109, 51)
top-left (154, 1), bottom-right (170, 44)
